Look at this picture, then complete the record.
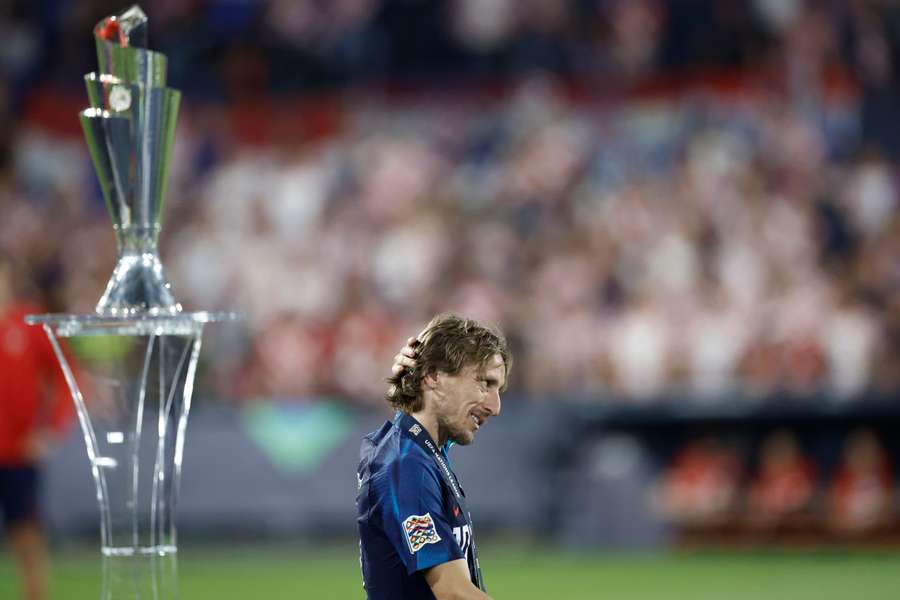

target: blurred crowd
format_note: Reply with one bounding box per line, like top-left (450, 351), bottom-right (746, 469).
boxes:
top-left (655, 428), bottom-right (897, 540)
top-left (1, 1), bottom-right (899, 105)
top-left (1, 1), bottom-right (899, 406)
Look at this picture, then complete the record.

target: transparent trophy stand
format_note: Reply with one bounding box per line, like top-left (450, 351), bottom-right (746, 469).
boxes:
top-left (27, 313), bottom-right (231, 599)
top-left (26, 6), bottom-right (237, 597)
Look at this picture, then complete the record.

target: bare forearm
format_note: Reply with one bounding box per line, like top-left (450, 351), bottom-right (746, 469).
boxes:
top-left (432, 586), bottom-right (492, 600)
top-left (426, 559), bottom-right (493, 600)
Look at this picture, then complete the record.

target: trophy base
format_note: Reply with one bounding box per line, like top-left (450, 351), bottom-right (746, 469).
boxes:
top-left (26, 310), bottom-right (237, 600)
top-left (102, 552), bottom-right (179, 599)
top-left (102, 545), bottom-right (177, 557)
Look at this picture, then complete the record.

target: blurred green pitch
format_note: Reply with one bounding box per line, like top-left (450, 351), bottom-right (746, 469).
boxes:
top-left (2, 545), bottom-right (899, 599)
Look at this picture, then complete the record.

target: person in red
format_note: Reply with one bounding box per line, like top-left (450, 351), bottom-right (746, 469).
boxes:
top-left (828, 429), bottom-right (894, 535)
top-left (656, 437), bottom-right (742, 526)
top-left (747, 429), bottom-right (817, 528)
top-left (0, 252), bottom-right (72, 600)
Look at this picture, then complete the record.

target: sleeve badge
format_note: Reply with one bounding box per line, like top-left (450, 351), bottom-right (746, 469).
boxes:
top-left (402, 513), bottom-right (441, 553)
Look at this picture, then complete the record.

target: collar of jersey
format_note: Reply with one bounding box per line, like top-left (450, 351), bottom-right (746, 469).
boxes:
top-left (394, 411), bottom-right (453, 454)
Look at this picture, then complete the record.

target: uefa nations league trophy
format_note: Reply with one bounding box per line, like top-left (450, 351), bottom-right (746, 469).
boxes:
top-left (27, 6), bottom-right (231, 598)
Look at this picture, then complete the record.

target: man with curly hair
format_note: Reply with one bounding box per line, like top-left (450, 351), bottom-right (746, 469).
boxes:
top-left (357, 313), bottom-right (511, 600)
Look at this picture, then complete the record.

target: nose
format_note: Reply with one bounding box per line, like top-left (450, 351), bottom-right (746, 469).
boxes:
top-left (485, 391), bottom-right (501, 417)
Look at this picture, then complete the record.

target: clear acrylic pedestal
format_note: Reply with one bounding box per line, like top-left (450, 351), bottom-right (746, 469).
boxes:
top-left (27, 312), bottom-right (233, 599)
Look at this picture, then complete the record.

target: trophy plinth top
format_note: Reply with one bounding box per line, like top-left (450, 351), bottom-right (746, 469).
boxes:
top-left (25, 312), bottom-right (239, 337)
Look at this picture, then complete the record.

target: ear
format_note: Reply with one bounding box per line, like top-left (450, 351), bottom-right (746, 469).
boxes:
top-left (422, 370), bottom-right (441, 392)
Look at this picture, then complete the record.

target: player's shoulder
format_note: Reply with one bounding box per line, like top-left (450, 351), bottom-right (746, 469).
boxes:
top-left (363, 420), bottom-right (436, 478)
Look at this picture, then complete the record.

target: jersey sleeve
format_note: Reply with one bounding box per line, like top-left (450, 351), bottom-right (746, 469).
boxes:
top-left (379, 454), bottom-right (464, 575)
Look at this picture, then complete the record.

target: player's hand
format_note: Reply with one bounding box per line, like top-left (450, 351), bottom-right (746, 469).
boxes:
top-left (391, 337), bottom-right (420, 376)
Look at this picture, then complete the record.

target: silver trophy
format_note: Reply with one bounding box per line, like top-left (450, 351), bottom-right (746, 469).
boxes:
top-left (82, 4), bottom-right (179, 316)
top-left (27, 6), bottom-right (232, 598)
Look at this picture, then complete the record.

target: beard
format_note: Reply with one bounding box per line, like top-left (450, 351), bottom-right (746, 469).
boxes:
top-left (437, 412), bottom-right (475, 446)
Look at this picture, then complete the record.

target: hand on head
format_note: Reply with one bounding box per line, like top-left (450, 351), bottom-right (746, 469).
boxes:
top-left (390, 337), bottom-right (420, 376)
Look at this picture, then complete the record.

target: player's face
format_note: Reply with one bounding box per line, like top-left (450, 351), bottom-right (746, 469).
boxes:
top-left (435, 353), bottom-right (506, 446)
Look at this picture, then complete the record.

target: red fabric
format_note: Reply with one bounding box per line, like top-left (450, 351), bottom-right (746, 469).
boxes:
top-left (0, 302), bottom-right (73, 466)
top-left (750, 460), bottom-right (817, 516)
top-left (830, 463), bottom-right (893, 524)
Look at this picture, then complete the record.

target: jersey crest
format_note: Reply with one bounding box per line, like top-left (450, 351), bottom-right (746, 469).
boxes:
top-left (402, 513), bottom-right (441, 553)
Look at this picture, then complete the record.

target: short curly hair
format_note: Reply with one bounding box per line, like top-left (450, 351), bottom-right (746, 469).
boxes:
top-left (386, 313), bottom-right (511, 413)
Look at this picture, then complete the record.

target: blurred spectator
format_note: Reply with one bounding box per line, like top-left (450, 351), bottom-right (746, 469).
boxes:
top-left (827, 429), bottom-right (894, 536)
top-left (747, 430), bottom-right (817, 528)
top-left (654, 438), bottom-right (741, 526)
top-left (820, 287), bottom-right (880, 399)
top-left (842, 0), bottom-right (900, 159)
top-left (0, 252), bottom-right (72, 600)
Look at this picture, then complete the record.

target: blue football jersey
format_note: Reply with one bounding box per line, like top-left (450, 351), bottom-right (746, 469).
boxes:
top-left (357, 416), bottom-right (475, 599)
